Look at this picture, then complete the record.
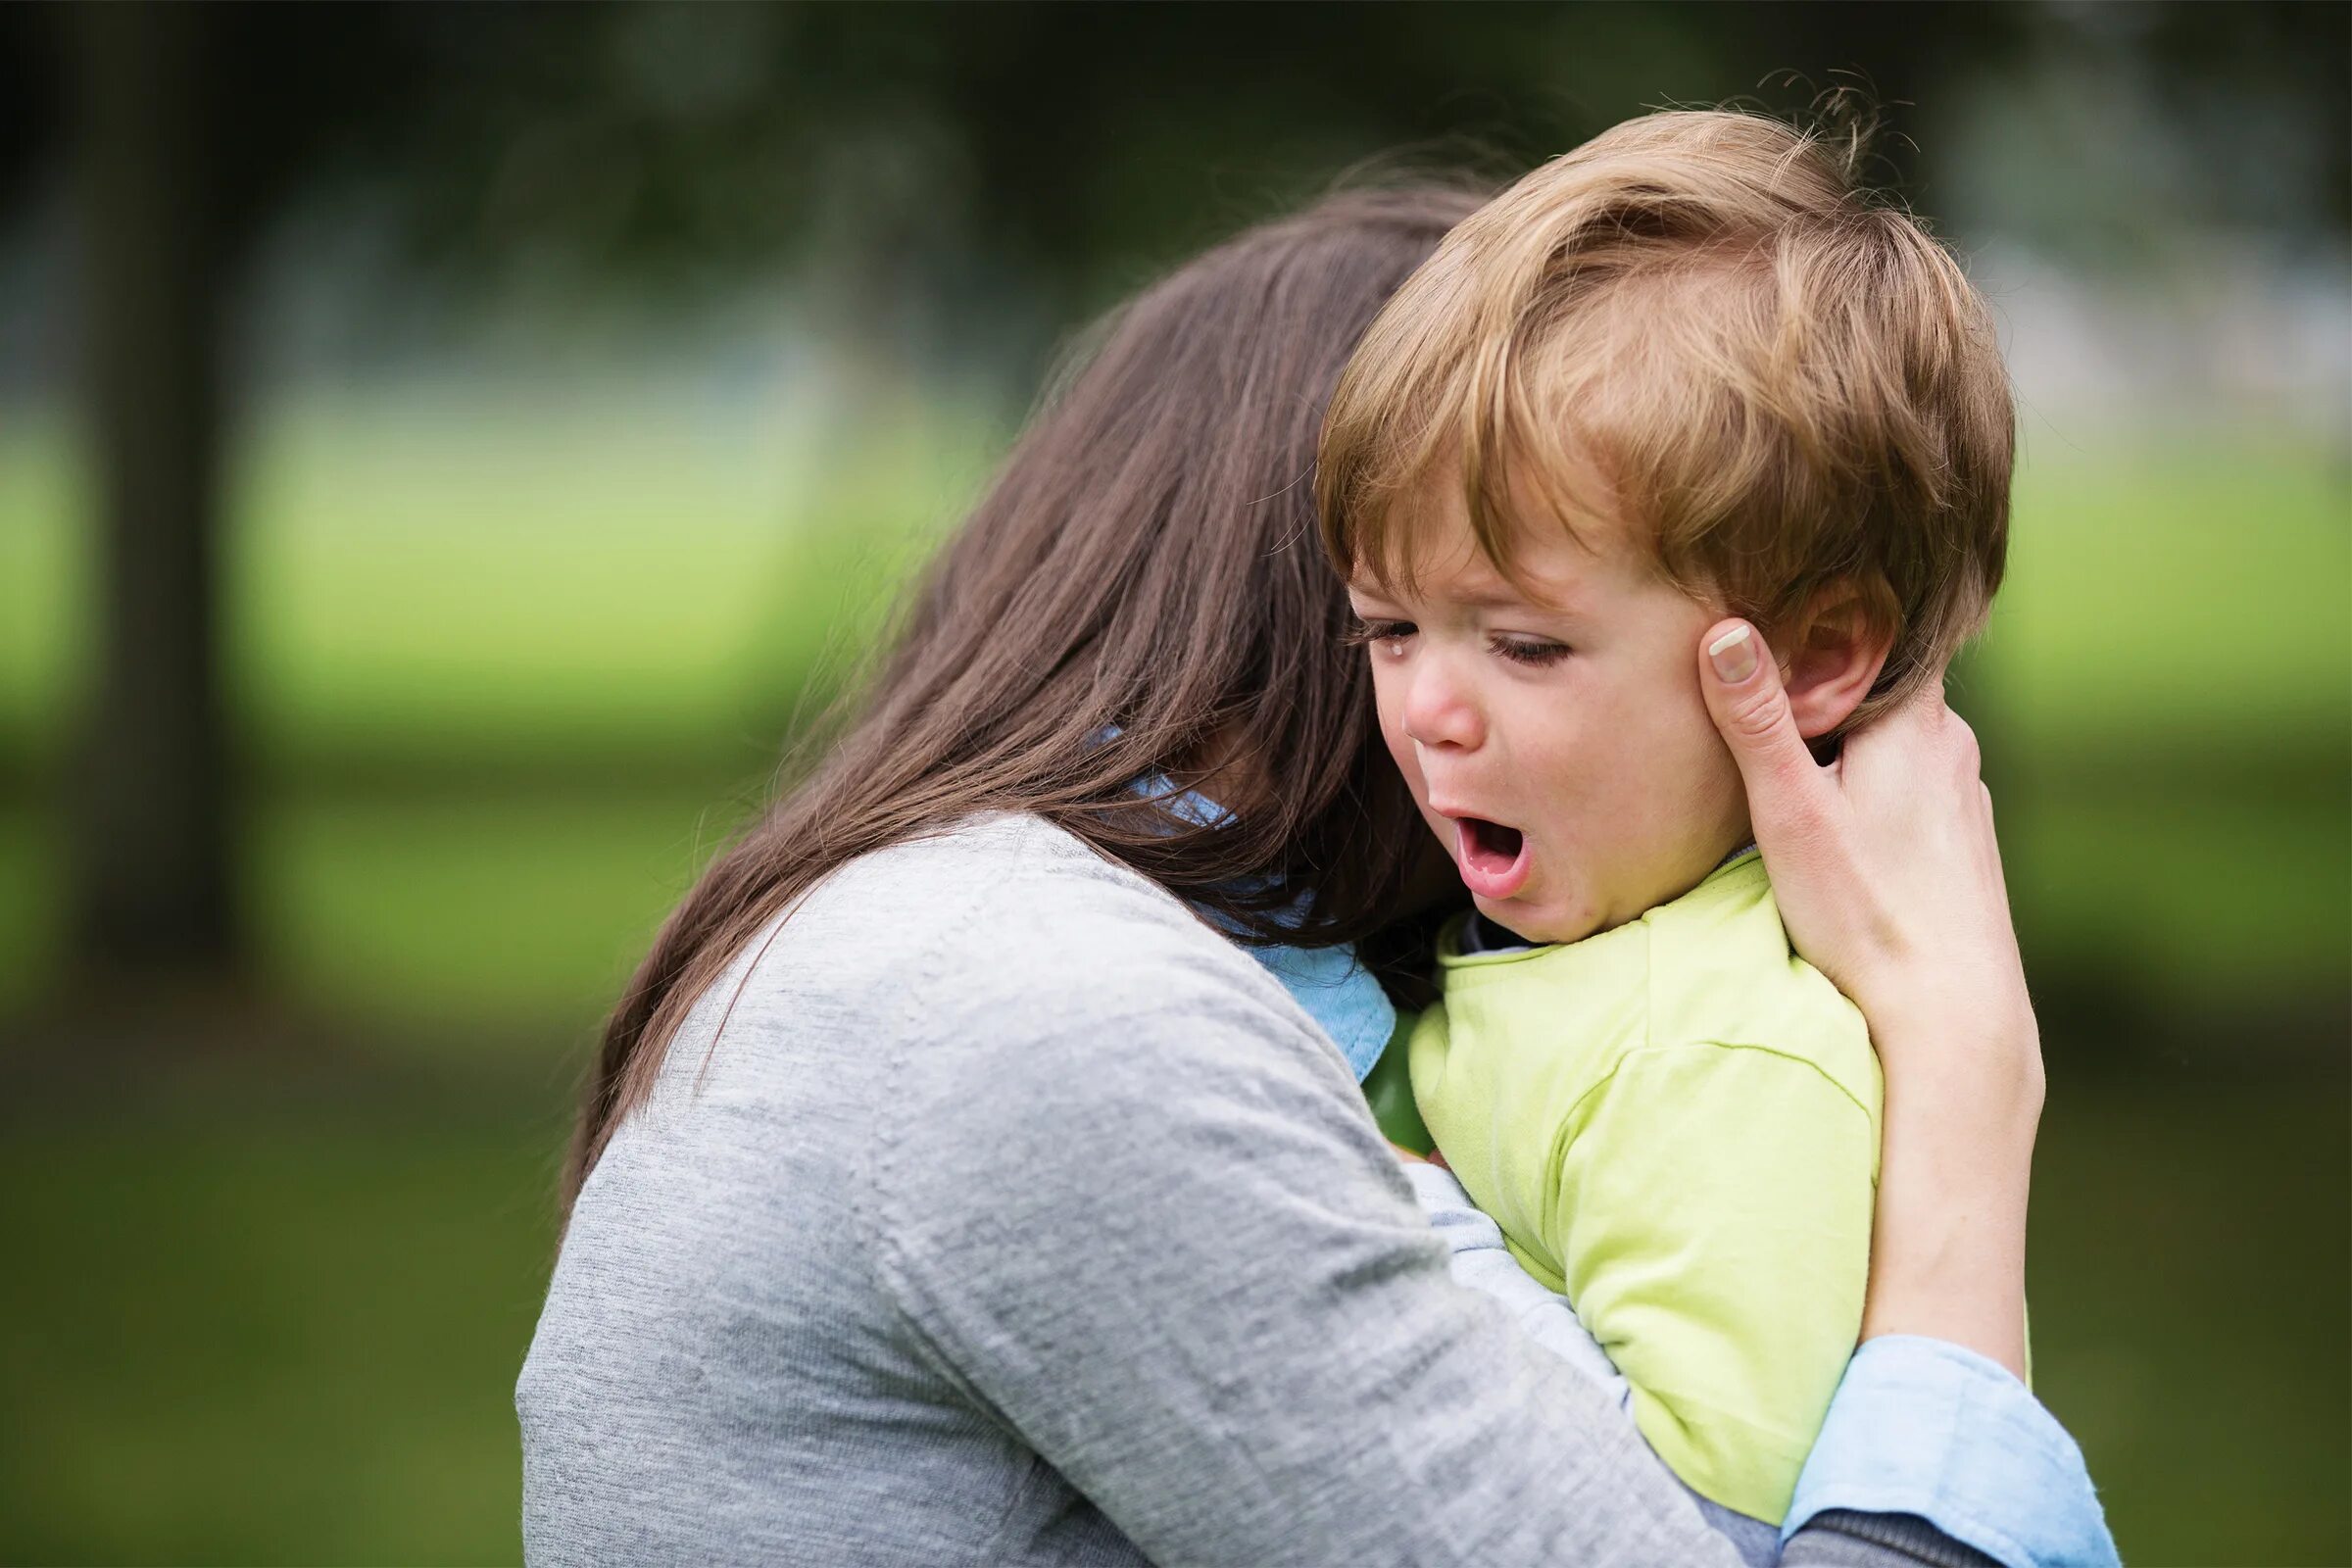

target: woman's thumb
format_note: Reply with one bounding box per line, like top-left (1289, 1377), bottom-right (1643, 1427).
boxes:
top-left (1698, 620), bottom-right (1832, 842)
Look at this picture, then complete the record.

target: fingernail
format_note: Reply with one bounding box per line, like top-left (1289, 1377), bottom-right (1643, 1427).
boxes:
top-left (1707, 625), bottom-right (1757, 684)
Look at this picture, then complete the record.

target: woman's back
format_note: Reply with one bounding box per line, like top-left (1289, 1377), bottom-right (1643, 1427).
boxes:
top-left (520, 815), bottom-right (1333, 1563)
top-left (521, 817), bottom-right (1221, 1562)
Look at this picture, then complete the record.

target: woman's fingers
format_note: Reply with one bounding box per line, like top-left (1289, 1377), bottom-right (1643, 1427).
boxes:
top-left (1696, 619), bottom-right (1835, 849)
top-left (1697, 626), bottom-right (2016, 1035)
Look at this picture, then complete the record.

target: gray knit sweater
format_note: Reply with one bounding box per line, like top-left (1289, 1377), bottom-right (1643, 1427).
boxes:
top-left (518, 814), bottom-right (1995, 1566)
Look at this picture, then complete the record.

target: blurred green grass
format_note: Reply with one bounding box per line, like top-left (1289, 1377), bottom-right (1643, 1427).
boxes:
top-left (2027, 1072), bottom-right (2351, 1568)
top-left (0, 1106), bottom-right (563, 1566)
top-left (1980, 442), bottom-right (2349, 751)
top-left (1, 406), bottom-right (2346, 1564)
top-left (0, 1061), bottom-right (2340, 1566)
top-left (0, 397), bottom-right (987, 772)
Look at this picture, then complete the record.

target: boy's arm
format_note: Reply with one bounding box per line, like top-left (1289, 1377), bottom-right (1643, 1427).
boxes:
top-left (1362, 1010), bottom-right (1437, 1153)
top-left (1554, 1039), bottom-right (1878, 1526)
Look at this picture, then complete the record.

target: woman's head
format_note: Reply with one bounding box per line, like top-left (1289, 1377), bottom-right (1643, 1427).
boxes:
top-left (568, 181), bottom-right (1485, 1203)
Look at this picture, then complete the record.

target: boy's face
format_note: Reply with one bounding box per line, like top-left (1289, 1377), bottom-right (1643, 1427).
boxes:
top-left (1347, 477), bottom-right (1749, 945)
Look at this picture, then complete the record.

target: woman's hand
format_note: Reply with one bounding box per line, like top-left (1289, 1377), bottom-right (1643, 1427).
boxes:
top-left (1697, 620), bottom-right (2040, 1379)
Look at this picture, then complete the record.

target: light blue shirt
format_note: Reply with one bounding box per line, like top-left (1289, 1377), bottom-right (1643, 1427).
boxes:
top-left (1129, 766), bottom-right (1396, 1079)
top-left (1789, 1336), bottom-right (2119, 1567)
top-left (1236, 937), bottom-right (1396, 1079)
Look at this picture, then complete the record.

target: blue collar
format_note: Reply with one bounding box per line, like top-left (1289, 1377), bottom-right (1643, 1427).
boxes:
top-left (1231, 932), bottom-right (1398, 1082)
top-left (1125, 764), bottom-right (1397, 1082)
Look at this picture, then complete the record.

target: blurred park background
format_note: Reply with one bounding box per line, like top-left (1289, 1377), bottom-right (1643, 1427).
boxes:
top-left (0, 3), bottom-right (2345, 1563)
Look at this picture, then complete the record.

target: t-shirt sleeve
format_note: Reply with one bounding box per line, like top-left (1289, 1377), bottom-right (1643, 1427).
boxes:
top-left (1553, 1041), bottom-right (1878, 1526)
top-left (860, 932), bottom-right (1768, 1568)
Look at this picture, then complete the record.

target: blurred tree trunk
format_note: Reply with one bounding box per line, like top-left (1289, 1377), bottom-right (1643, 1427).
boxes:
top-left (65, 3), bottom-right (238, 980)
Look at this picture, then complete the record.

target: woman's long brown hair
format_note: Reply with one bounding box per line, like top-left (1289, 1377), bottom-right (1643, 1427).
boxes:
top-left (565, 183), bottom-right (1485, 1210)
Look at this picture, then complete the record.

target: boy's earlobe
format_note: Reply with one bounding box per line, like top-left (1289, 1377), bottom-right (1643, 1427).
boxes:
top-left (1774, 582), bottom-right (1896, 739)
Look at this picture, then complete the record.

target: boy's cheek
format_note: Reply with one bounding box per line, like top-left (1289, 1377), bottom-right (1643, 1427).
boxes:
top-left (1374, 728), bottom-right (1452, 852)
top-left (1371, 696), bottom-right (1419, 784)
top-left (1385, 734), bottom-right (1430, 808)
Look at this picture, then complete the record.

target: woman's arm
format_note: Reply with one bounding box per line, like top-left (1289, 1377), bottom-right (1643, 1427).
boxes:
top-left (857, 845), bottom-right (2055, 1568)
top-left (1699, 618), bottom-right (2040, 1374)
top-left (1697, 621), bottom-right (2114, 1566)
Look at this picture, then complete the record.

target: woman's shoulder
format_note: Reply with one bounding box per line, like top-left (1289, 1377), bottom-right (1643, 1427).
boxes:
top-left (827, 808), bottom-right (1148, 906)
top-left (658, 812), bottom-right (1329, 1102)
top-left (790, 811), bottom-right (1228, 980)
top-left (625, 810), bottom-right (1372, 1260)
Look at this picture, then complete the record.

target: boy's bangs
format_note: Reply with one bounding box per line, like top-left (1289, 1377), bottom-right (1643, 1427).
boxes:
top-left (1323, 384), bottom-right (1446, 596)
top-left (1477, 360), bottom-right (1630, 565)
top-left (1338, 357), bottom-right (1621, 601)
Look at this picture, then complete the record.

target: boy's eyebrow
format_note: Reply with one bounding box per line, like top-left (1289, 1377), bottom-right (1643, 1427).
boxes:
top-left (1351, 555), bottom-right (1587, 613)
top-left (1455, 582), bottom-right (1546, 610)
top-left (1454, 568), bottom-right (1583, 613)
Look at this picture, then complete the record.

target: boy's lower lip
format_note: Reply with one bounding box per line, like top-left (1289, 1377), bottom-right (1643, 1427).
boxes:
top-left (1450, 816), bottom-right (1533, 902)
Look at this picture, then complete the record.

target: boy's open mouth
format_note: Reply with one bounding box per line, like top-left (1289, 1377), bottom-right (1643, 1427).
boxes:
top-left (1450, 815), bottom-right (1533, 902)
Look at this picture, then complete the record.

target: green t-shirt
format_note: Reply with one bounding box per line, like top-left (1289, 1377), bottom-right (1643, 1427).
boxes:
top-left (1409, 850), bottom-right (1881, 1527)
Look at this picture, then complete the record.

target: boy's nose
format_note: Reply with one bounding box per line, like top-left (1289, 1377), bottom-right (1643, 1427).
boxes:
top-left (1400, 658), bottom-right (1484, 752)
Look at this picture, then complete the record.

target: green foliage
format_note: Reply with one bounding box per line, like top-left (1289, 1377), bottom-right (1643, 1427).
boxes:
top-left (6, 413), bottom-right (2345, 1033)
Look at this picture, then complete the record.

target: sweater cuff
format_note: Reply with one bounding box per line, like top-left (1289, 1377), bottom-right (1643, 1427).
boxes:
top-left (1790, 1509), bottom-right (2001, 1567)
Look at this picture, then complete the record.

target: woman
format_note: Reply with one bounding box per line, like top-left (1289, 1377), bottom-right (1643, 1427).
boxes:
top-left (520, 186), bottom-right (2109, 1566)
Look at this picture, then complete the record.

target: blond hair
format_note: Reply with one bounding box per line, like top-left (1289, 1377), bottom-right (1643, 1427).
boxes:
top-left (1317, 110), bottom-right (2013, 725)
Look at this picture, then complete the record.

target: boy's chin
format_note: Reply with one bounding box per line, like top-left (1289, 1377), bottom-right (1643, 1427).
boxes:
top-left (1480, 848), bottom-right (1743, 945)
top-left (1470, 891), bottom-right (1597, 947)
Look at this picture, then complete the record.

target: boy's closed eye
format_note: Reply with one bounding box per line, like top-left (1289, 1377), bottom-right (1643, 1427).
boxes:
top-left (1343, 615), bottom-right (1571, 670)
top-left (1341, 615), bottom-right (1415, 648)
top-left (1491, 636), bottom-right (1571, 668)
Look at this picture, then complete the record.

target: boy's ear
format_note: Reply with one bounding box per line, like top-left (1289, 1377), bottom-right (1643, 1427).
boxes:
top-left (1770, 581), bottom-right (1896, 740)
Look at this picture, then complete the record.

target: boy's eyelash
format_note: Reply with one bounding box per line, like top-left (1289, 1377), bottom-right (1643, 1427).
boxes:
top-left (1343, 619), bottom-right (1571, 667)
top-left (1340, 617), bottom-right (1414, 647)
top-left (1492, 636), bottom-right (1571, 667)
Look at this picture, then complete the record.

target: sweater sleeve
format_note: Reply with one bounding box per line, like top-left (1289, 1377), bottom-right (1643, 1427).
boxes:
top-left (862, 927), bottom-right (1772, 1567)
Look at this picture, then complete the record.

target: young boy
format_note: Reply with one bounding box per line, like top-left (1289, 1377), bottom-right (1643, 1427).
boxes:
top-left (1317, 111), bottom-right (2014, 1546)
